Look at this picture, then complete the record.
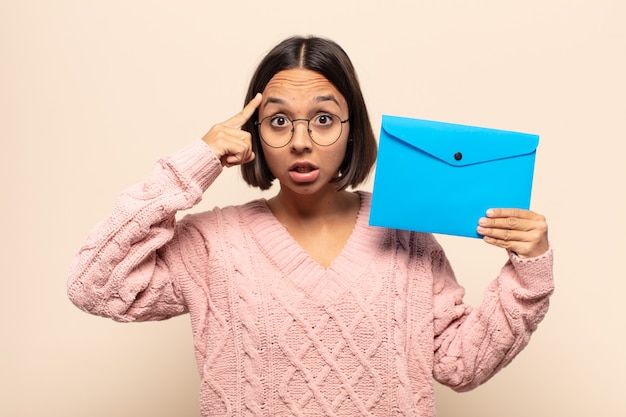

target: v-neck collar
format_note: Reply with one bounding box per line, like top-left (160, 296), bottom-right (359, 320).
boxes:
top-left (241, 191), bottom-right (378, 304)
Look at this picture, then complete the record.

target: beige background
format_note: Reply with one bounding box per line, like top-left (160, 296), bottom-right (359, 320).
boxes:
top-left (2, 0), bottom-right (624, 416)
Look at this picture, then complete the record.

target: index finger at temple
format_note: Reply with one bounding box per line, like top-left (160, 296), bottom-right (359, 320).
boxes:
top-left (224, 93), bottom-right (263, 128)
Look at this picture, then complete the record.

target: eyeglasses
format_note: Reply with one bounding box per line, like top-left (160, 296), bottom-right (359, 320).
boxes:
top-left (255, 113), bottom-right (349, 148)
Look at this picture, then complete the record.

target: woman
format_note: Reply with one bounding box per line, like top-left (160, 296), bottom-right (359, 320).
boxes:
top-left (68, 36), bottom-right (553, 416)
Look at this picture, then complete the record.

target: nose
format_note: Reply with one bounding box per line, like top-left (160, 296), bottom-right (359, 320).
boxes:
top-left (290, 119), bottom-right (313, 151)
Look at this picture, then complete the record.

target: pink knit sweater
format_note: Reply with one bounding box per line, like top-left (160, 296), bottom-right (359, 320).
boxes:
top-left (68, 139), bottom-right (554, 417)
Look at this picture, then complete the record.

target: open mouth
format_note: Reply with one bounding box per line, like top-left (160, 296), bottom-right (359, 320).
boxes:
top-left (289, 162), bottom-right (319, 173)
top-left (292, 165), bottom-right (315, 173)
top-left (288, 162), bottom-right (320, 183)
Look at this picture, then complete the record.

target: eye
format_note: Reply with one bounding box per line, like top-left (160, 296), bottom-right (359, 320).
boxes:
top-left (312, 113), bottom-right (335, 128)
top-left (269, 115), bottom-right (290, 128)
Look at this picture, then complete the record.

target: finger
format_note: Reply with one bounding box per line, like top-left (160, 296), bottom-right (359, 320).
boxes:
top-left (223, 150), bottom-right (255, 167)
top-left (482, 233), bottom-right (548, 258)
top-left (478, 216), bottom-right (530, 231)
top-left (479, 226), bottom-right (526, 242)
top-left (223, 93), bottom-right (263, 129)
top-left (202, 123), bottom-right (254, 165)
top-left (220, 140), bottom-right (255, 167)
top-left (481, 234), bottom-right (524, 254)
top-left (478, 220), bottom-right (549, 258)
top-left (219, 125), bottom-right (253, 143)
top-left (486, 208), bottom-right (537, 220)
top-left (224, 131), bottom-right (255, 163)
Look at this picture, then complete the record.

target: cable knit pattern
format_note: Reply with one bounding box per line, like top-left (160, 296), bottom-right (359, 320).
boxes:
top-left (67, 139), bottom-right (554, 417)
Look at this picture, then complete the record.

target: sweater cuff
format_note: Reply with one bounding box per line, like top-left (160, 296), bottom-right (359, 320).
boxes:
top-left (163, 139), bottom-right (223, 192)
top-left (509, 245), bottom-right (555, 293)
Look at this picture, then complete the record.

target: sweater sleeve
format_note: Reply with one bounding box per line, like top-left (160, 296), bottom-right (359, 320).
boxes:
top-left (430, 240), bottom-right (554, 391)
top-left (67, 140), bottom-right (222, 322)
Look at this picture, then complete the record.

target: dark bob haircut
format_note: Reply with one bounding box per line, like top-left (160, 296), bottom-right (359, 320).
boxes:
top-left (241, 36), bottom-right (377, 191)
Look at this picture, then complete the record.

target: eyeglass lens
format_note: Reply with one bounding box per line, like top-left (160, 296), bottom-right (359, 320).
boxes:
top-left (257, 114), bottom-right (347, 148)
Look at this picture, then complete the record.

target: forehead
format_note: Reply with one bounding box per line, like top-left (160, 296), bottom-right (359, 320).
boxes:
top-left (262, 69), bottom-right (346, 107)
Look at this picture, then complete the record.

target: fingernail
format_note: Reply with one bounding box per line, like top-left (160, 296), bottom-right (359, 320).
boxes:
top-left (486, 209), bottom-right (495, 216)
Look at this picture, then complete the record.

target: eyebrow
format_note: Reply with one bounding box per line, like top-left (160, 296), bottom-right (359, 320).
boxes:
top-left (315, 95), bottom-right (340, 105)
top-left (263, 97), bottom-right (285, 108)
top-left (262, 95), bottom-right (341, 108)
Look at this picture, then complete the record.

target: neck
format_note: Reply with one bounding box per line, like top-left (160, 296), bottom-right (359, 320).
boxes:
top-left (268, 187), bottom-right (359, 223)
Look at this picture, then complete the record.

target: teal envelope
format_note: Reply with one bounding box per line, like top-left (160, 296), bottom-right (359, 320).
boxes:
top-left (369, 115), bottom-right (539, 238)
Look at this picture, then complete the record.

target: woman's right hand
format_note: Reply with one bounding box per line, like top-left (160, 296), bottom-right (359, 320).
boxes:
top-left (202, 93), bottom-right (263, 167)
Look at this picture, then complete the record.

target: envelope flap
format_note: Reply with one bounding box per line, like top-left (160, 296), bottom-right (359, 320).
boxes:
top-left (381, 115), bottom-right (539, 166)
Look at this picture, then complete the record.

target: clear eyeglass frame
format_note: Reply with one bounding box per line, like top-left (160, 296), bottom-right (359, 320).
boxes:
top-left (254, 114), bottom-right (350, 148)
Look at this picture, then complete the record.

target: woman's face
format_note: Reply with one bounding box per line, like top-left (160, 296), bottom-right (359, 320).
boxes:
top-left (258, 68), bottom-right (350, 196)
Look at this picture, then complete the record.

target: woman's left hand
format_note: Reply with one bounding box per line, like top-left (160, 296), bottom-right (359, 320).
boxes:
top-left (477, 208), bottom-right (549, 258)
